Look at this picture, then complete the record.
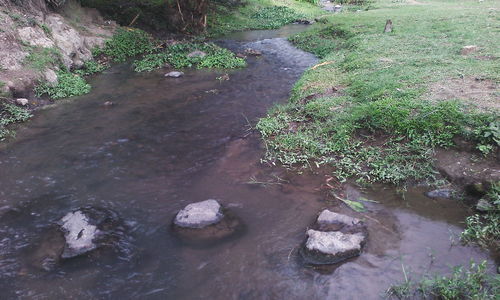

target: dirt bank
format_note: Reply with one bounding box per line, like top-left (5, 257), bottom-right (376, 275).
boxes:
top-left (0, 0), bottom-right (116, 99)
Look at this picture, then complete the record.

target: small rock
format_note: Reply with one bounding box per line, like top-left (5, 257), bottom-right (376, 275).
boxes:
top-left (174, 199), bottom-right (223, 228)
top-left (103, 101), bottom-right (114, 106)
top-left (384, 19), bottom-right (393, 33)
top-left (15, 98), bottom-right (29, 106)
top-left (425, 188), bottom-right (453, 199)
top-left (165, 71), bottom-right (184, 78)
top-left (187, 50), bottom-right (207, 58)
top-left (302, 230), bottom-right (365, 265)
top-left (333, 5), bottom-right (343, 13)
top-left (476, 199), bottom-right (494, 212)
top-left (244, 49), bottom-right (262, 56)
top-left (461, 45), bottom-right (479, 55)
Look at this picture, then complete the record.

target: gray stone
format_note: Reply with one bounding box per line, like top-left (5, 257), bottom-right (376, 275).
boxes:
top-left (317, 209), bottom-right (361, 228)
top-left (461, 45), bottom-right (479, 55)
top-left (476, 199), bottom-right (494, 212)
top-left (15, 98), bottom-right (29, 106)
top-left (303, 230), bottom-right (365, 264)
top-left (59, 210), bottom-right (99, 258)
top-left (165, 71), bottom-right (184, 78)
top-left (425, 188), bottom-right (453, 199)
top-left (333, 5), bottom-right (343, 13)
top-left (187, 50), bottom-right (207, 58)
top-left (17, 26), bottom-right (55, 48)
top-left (44, 69), bottom-right (58, 86)
top-left (174, 199), bottom-right (223, 229)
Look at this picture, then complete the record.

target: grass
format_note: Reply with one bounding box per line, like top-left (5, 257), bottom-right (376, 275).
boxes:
top-left (257, 0), bottom-right (500, 184)
top-left (24, 47), bottom-right (61, 72)
top-left (207, 0), bottom-right (324, 37)
top-left (133, 42), bottom-right (246, 72)
top-left (387, 261), bottom-right (499, 299)
top-left (461, 183), bottom-right (500, 250)
top-left (0, 102), bottom-right (32, 141)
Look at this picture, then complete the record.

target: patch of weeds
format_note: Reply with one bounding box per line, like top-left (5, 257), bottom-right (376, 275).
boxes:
top-left (40, 23), bottom-right (52, 35)
top-left (24, 47), bottom-right (61, 72)
top-left (472, 120), bottom-right (500, 155)
top-left (0, 102), bottom-right (32, 140)
top-left (289, 25), bottom-right (355, 58)
top-left (74, 60), bottom-right (107, 76)
top-left (34, 71), bottom-right (90, 99)
top-left (461, 183), bottom-right (500, 249)
top-left (387, 261), bottom-right (499, 299)
top-left (250, 6), bottom-right (305, 30)
top-left (133, 42), bottom-right (245, 72)
top-left (95, 28), bottom-right (155, 63)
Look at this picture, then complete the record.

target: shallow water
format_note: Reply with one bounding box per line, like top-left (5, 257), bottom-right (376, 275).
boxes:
top-left (0, 26), bottom-right (494, 299)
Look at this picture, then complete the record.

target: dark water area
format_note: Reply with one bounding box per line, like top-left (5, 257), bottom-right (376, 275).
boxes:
top-left (0, 26), bottom-right (495, 299)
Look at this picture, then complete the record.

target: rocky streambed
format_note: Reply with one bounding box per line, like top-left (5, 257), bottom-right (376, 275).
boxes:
top-left (0, 25), bottom-right (496, 299)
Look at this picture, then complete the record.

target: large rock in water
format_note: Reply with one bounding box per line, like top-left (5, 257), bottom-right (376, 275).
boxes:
top-left (300, 209), bottom-right (367, 265)
top-left (172, 199), bottom-right (243, 245)
top-left (57, 206), bottom-right (124, 259)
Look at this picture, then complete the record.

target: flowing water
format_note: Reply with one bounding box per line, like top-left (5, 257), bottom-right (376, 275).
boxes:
top-left (0, 25), bottom-right (495, 299)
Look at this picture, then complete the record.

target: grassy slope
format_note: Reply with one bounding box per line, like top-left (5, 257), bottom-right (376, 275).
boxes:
top-left (257, 0), bottom-right (500, 184)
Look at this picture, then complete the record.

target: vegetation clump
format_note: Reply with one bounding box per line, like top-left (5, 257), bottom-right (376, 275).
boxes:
top-left (387, 261), bottom-right (499, 300)
top-left (0, 102), bottom-right (32, 140)
top-left (93, 28), bottom-right (156, 63)
top-left (133, 42), bottom-right (246, 72)
top-left (34, 71), bottom-right (91, 99)
top-left (461, 183), bottom-right (500, 250)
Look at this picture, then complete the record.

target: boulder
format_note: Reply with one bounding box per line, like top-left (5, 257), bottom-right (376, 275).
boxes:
top-left (44, 69), bottom-right (58, 86)
top-left (174, 199), bottom-right (223, 228)
top-left (57, 206), bottom-right (124, 259)
top-left (187, 50), bottom-right (207, 58)
top-left (425, 188), bottom-right (453, 199)
top-left (165, 71), bottom-right (184, 78)
top-left (300, 209), bottom-right (367, 265)
top-left (302, 230), bottom-right (365, 265)
top-left (172, 199), bottom-right (243, 245)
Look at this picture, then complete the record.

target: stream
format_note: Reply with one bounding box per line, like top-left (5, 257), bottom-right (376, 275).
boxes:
top-left (0, 25), bottom-right (494, 299)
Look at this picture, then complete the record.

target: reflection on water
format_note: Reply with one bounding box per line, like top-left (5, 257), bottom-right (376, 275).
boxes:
top-left (0, 26), bottom-right (494, 299)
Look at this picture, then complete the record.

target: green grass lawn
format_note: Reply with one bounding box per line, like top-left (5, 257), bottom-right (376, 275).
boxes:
top-left (257, 0), bottom-right (499, 184)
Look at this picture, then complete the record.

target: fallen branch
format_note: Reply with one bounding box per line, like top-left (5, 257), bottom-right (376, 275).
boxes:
top-left (311, 61), bottom-right (334, 70)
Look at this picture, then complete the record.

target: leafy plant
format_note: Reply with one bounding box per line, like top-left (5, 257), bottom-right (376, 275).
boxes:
top-left (96, 28), bottom-right (155, 62)
top-left (250, 6), bottom-right (305, 29)
top-left (133, 42), bottom-right (245, 72)
top-left (74, 60), bottom-right (107, 76)
top-left (34, 71), bottom-right (90, 99)
top-left (0, 102), bottom-right (32, 140)
top-left (388, 261), bottom-right (499, 299)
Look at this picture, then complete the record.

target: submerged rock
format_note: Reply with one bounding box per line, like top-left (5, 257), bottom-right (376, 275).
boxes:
top-left (425, 188), bottom-right (453, 199)
top-left (300, 209), bottom-right (367, 265)
top-left (165, 71), bottom-right (184, 78)
top-left (172, 199), bottom-right (243, 245)
top-left (302, 230), bottom-right (365, 265)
